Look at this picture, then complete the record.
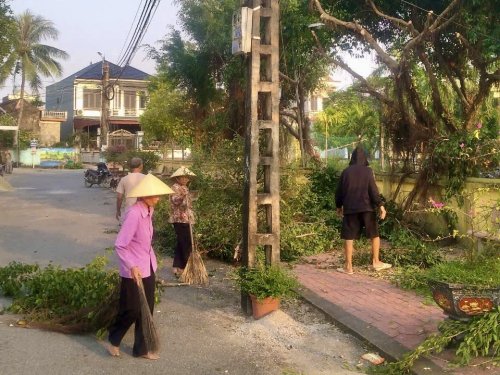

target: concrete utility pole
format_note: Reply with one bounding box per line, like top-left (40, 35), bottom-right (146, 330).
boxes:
top-left (100, 61), bottom-right (110, 148)
top-left (241, 0), bottom-right (281, 314)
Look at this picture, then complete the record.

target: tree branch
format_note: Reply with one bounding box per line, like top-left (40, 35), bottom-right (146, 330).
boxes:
top-left (332, 57), bottom-right (393, 106)
top-left (434, 50), bottom-right (471, 108)
top-left (279, 115), bottom-right (300, 139)
top-left (279, 72), bottom-right (297, 85)
top-left (416, 48), bottom-right (457, 132)
top-left (311, 0), bottom-right (399, 72)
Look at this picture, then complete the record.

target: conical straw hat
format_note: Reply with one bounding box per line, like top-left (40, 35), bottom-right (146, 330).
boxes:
top-left (128, 174), bottom-right (174, 198)
top-left (170, 166), bottom-right (196, 179)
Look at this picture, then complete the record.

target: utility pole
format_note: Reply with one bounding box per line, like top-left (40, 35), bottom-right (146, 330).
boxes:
top-left (100, 59), bottom-right (110, 148)
top-left (240, 0), bottom-right (281, 314)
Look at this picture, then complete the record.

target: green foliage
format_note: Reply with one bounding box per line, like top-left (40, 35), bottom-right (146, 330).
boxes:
top-left (0, 257), bottom-right (120, 332)
top-left (314, 86), bottom-right (381, 152)
top-left (0, 113), bottom-right (16, 147)
top-left (235, 264), bottom-right (300, 301)
top-left (388, 266), bottom-right (430, 297)
top-left (0, 0), bottom-right (14, 65)
top-left (0, 10), bottom-right (69, 92)
top-left (0, 262), bottom-right (39, 297)
top-left (368, 308), bottom-right (500, 374)
top-left (426, 258), bottom-right (500, 288)
top-left (140, 79), bottom-right (193, 146)
top-left (152, 197), bottom-right (177, 256)
top-left (103, 148), bottom-right (161, 174)
top-left (280, 166), bottom-right (341, 261)
top-left (190, 139), bottom-right (244, 261)
top-left (0, 257), bottom-right (118, 317)
top-left (424, 126), bottom-right (500, 200)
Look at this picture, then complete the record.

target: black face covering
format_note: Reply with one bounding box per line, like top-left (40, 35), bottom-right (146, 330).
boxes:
top-left (349, 146), bottom-right (369, 166)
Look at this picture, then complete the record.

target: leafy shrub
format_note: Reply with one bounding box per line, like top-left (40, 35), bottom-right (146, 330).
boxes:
top-left (103, 148), bottom-right (161, 173)
top-left (369, 308), bottom-right (500, 374)
top-left (0, 262), bottom-right (39, 297)
top-left (426, 257), bottom-right (500, 287)
top-left (2, 257), bottom-right (119, 318)
top-left (235, 264), bottom-right (299, 300)
top-left (152, 197), bottom-right (177, 256)
top-left (0, 257), bottom-right (120, 333)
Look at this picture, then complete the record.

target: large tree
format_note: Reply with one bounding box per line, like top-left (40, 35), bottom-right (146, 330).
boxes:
top-left (0, 0), bottom-right (14, 68)
top-left (308, 0), bottom-right (500, 204)
top-left (145, 0), bottom-right (332, 160)
top-left (0, 10), bottom-right (68, 143)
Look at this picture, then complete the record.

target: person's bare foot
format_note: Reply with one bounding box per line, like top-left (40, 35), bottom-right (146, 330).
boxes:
top-left (141, 352), bottom-right (160, 360)
top-left (105, 343), bottom-right (120, 357)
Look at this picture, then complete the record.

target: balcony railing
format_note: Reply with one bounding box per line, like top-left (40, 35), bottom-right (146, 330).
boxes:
top-left (40, 110), bottom-right (67, 121)
top-left (110, 108), bottom-right (143, 117)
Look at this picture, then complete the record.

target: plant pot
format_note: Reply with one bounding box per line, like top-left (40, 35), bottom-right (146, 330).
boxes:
top-left (428, 279), bottom-right (500, 321)
top-left (250, 295), bottom-right (280, 320)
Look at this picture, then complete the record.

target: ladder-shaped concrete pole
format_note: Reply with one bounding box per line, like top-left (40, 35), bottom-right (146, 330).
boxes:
top-left (241, 0), bottom-right (280, 313)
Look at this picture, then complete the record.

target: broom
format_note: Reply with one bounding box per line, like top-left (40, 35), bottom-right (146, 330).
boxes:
top-left (137, 278), bottom-right (160, 353)
top-left (180, 223), bottom-right (209, 286)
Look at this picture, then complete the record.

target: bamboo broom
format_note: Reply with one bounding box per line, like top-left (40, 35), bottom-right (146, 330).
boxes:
top-left (180, 223), bottom-right (209, 286)
top-left (137, 278), bottom-right (160, 354)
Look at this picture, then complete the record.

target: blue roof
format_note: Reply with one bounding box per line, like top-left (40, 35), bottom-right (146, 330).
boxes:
top-left (75, 61), bottom-right (150, 80)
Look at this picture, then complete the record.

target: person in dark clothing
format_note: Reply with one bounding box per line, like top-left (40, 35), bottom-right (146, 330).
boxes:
top-left (335, 146), bottom-right (391, 274)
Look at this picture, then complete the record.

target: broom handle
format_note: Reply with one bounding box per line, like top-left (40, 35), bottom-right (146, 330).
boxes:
top-left (189, 223), bottom-right (196, 254)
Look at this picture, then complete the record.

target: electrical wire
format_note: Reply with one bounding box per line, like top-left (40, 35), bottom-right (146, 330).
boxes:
top-left (116, 0), bottom-right (145, 65)
top-left (400, 0), bottom-right (500, 43)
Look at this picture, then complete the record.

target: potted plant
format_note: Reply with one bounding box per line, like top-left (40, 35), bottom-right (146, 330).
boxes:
top-left (235, 264), bottom-right (299, 319)
top-left (424, 188), bottom-right (500, 321)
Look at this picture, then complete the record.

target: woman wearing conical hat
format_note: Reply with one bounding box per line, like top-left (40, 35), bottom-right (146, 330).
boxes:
top-left (168, 166), bottom-right (196, 277)
top-left (107, 174), bottom-right (173, 360)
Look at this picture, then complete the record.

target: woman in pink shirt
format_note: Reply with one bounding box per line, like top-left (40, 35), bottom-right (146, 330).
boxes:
top-left (107, 174), bottom-right (173, 360)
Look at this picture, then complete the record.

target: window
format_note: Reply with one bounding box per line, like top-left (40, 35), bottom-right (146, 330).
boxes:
top-left (83, 88), bottom-right (101, 109)
top-left (310, 96), bottom-right (318, 112)
top-left (139, 91), bottom-right (148, 108)
top-left (124, 91), bottom-right (136, 109)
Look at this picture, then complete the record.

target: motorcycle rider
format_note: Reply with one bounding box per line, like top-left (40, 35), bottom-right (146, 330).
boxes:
top-left (116, 157), bottom-right (145, 223)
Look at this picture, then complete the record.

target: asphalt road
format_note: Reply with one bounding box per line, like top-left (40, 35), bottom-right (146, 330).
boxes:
top-left (0, 169), bottom-right (365, 375)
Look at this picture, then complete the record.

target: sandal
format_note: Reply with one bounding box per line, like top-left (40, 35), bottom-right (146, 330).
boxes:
top-left (372, 263), bottom-right (392, 271)
top-left (336, 268), bottom-right (354, 275)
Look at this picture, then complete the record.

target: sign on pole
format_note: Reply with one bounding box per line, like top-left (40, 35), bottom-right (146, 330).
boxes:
top-left (30, 139), bottom-right (38, 168)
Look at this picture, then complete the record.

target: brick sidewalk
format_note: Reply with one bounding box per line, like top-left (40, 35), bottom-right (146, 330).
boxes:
top-left (294, 263), bottom-right (446, 350)
top-left (294, 263), bottom-right (498, 375)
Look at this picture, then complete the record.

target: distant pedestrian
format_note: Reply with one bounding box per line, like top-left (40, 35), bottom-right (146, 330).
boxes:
top-left (107, 173), bottom-right (173, 360)
top-left (168, 166), bottom-right (196, 277)
top-left (115, 157), bottom-right (145, 223)
top-left (335, 146), bottom-right (391, 274)
top-left (5, 151), bottom-right (12, 174)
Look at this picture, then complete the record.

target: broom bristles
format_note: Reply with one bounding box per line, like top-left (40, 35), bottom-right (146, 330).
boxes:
top-left (137, 279), bottom-right (160, 353)
top-left (180, 250), bottom-right (209, 286)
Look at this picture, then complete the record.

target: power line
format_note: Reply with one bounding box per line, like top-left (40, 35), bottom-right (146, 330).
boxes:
top-left (117, 0), bottom-right (159, 67)
top-left (400, 0), bottom-right (500, 42)
top-left (117, 0), bottom-right (145, 64)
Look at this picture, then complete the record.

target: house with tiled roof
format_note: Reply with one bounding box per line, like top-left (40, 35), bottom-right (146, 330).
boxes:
top-left (45, 61), bottom-right (150, 145)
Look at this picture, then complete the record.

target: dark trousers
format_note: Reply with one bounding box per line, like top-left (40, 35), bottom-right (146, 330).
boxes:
top-left (173, 223), bottom-right (192, 269)
top-left (108, 270), bottom-right (155, 356)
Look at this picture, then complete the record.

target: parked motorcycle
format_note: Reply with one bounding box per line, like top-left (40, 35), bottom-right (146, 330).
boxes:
top-left (84, 162), bottom-right (116, 188)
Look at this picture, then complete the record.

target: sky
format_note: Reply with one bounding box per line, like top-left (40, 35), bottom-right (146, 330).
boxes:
top-left (1, 0), bottom-right (179, 99)
top-left (1, 0), bottom-right (377, 101)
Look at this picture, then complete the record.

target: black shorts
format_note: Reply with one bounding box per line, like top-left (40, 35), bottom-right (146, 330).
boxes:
top-left (341, 211), bottom-right (379, 240)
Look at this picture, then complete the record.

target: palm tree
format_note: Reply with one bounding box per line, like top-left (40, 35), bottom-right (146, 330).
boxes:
top-left (0, 10), bottom-right (68, 148)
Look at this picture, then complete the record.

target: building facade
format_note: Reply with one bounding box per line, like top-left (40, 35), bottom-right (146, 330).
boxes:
top-left (45, 61), bottom-right (150, 144)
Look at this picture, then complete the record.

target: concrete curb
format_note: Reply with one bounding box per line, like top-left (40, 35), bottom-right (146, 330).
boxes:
top-left (299, 286), bottom-right (446, 375)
